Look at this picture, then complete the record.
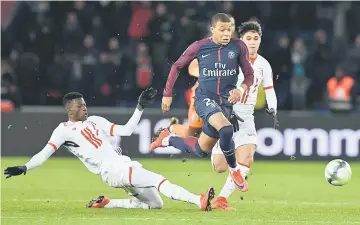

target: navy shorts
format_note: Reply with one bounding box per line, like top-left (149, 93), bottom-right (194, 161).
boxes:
top-left (194, 94), bottom-right (232, 139)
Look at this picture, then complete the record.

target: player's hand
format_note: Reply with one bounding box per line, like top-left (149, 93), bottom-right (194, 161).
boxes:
top-left (138, 87), bottom-right (158, 110)
top-left (4, 166), bottom-right (27, 179)
top-left (228, 88), bottom-right (244, 104)
top-left (229, 112), bottom-right (244, 132)
top-left (266, 108), bottom-right (280, 129)
top-left (162, 96), bottom-right (172, 113)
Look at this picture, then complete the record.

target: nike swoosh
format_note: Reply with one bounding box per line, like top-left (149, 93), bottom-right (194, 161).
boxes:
top-left (202, 54), bottom-right (210, 58)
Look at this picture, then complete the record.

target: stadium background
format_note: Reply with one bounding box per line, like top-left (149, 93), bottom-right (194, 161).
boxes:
top-left (2, 1), bottom-right (359, 160)
top-left (1, 2), bottom-right (360, 225)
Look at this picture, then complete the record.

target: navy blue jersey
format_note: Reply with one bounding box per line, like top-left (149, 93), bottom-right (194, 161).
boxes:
top-left (164, 38), bottom-right (254, 106)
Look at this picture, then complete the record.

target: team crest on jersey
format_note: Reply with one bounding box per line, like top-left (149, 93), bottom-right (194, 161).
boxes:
top-left (228, 51), bottom-right (235, 59)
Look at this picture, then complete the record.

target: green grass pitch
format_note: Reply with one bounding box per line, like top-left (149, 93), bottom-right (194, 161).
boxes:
top-left (1, 157), bottom-right (360, 225)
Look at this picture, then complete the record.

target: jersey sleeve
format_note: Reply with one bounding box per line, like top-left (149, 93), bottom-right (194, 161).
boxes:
top-left (262, 61), bottom-right (274, 90)
top-left (89, 108), bottom-right (143, 137)
top-left (163, 40), bottom-right (202, 97)
top-left (262, 60), bottom-right (278, 112)
top-left (25, 124), bottom-right (65, 171)
top-left (47, 124), bottom-right (66, 151)
top-left (235, 39), bottom-right (254, 88)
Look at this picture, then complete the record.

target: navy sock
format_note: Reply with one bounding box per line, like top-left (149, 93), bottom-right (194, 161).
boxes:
top-left (219, 125), bottom-right (237, 168)
top-left (169, 136), bottom-right (208, 157)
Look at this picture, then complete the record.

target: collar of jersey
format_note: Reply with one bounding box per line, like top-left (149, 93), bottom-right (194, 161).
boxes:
top-left (250, 55), bottom-right (257, 65)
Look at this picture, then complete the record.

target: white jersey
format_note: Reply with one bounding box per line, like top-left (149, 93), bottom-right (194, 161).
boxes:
top-left (47, 116), bottom-right (130, 175)
top-left (234, 55), bottom-right (274, 115)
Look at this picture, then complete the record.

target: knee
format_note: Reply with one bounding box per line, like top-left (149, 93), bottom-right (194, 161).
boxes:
top-left (213, 162), bottom-right (228, 173)
top-left (219, 125), bottom-right (233, 140)
top-left (149, 198), bottom-right (164, 209)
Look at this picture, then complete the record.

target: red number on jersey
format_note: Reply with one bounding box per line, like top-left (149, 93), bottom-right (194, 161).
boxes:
top-left (81, 127), bottom-right (103, 149)
top-left (252, 77), bottom-right (260, 93)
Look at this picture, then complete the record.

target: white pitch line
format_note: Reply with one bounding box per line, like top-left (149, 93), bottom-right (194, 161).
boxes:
top-left (2, 216), bottom-right (360, 224)
top-left (14, 199), bottom-right (360, 207)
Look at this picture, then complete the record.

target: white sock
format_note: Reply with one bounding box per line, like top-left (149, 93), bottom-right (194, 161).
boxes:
top-left (159, 180), bottom-right (201, 208)
top-left (239, 164), bottom-right (250, 178)
top-left (229, 164), bottom-right (250, 177)
top-left (218, 175), bottom-right (236, 199)
top-left (104, 198), bottom-right (150, 209)
top-left (229, 163), bottom-right (241, 172)
top-left (219, 165), bottom-right (251, 199)
top-left (162, 136), bottom-right (170, 146)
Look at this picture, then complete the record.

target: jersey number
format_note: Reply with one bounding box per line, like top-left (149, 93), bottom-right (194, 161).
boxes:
top-left (204, 98), bottom-right (217, 108)
top-left (81, 127), bottom-right (103, 149)
top-left (241, 78), bottom-right (260, 103)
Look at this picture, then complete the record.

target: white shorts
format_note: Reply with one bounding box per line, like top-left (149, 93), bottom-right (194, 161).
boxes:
top-left (212, 114), bottom-right (257, 155)
top-left (100, 157), bottom-right (166, 191)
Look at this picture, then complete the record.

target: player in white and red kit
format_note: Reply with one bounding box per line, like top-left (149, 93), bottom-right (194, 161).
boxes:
top-left (4, 89), bottom-right (215, 211)
top-left (211, 21), bottom-right (278, 210)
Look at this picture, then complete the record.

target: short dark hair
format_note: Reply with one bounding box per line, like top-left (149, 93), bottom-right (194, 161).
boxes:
top-left (211, 13), bottom-right (231, 26)
top-left (62, 92), bottom-right (83, 106)
top-left (226, 14), bottom-right (234, 21)
top-left (238, 21), bottom-right (262, 37)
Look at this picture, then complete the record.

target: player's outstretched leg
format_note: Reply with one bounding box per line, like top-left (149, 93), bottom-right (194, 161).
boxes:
top-left (126, 163), bottom-right (215, 211)
top-left (158, 180), bottom-right (215, 211)
top-left (168, 117), bottom-right (197, 137)
top-left (150, 128), bottom-right (247, 192)
top-left (150, 128), bottom-right (208, 157)
top-left (87, 196), bottom-right (151, 209)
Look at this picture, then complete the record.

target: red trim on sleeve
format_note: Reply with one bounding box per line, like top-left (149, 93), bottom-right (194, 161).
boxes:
top-left (48, 142), bottom-right (58, 151)
top-left (264, 86), bottom-right (273, 90)
top-left (110, 124), bottom-right (115, 136)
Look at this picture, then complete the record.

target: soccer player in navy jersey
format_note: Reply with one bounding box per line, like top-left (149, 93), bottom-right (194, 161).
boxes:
top-left (150, 13), bottom-right (254, 192)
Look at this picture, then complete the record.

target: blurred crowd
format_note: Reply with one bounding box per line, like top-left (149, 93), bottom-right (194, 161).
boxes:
top-left (1, 1), bottom-right (360, 111)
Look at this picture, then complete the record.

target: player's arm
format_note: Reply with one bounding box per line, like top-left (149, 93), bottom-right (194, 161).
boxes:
top-left (94, 87), bottom-right (157, 137)
top-left (4, 125), bottom-right (65, 178)
top-left (263, 62), bottom-right (277, 113)
top-left (229, 39), bottom-right (254, 103)
top-left (237, 39), bottom-right (254, 91)
top-left (94, 112), bottom-right (142, 137)
top-left (162, 41), bottom-right (201, 112)
top-left (262, 62), bottom-right (279, 128)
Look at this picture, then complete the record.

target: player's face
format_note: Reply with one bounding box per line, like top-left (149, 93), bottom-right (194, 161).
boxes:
top-left (241, 31), bottom-right (261, 56)
top-left (68, 98), bottom-right (88, 121)
top-left (211, 21), bottom-right (232, 45)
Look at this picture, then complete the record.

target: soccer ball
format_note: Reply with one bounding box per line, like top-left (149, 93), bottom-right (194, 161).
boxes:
top-left (324, 159), bottom-right (352, 186)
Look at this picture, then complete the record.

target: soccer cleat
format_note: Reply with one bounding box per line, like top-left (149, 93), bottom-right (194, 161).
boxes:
top-left (200, 187), bottom-right (215, 211)
top-left (212, 197), bottom-right (236, 211)
top-left (86, 195), bottom-right (110, 208)
top-left (168, 117), bottom-right (179, 129)
top-left (230, 169), bottom-right (248, 192)
top-left (150, 128), bottom-right (171, 151)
